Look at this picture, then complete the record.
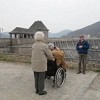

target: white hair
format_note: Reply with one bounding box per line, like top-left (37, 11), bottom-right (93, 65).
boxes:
top-left (34, 31), bottom-right (45, 41)
top-left (48, 43), bottom-right (54, 49)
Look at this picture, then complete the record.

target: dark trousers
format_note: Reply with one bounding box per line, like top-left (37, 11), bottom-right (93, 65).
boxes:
top-left (78, 54), bottom-right (87, 73)
top-left (34, 72), bottom-right (45, 93)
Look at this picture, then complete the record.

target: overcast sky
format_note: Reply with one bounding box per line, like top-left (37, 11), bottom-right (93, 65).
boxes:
top-left (0, 0), bottom-right (100, 33)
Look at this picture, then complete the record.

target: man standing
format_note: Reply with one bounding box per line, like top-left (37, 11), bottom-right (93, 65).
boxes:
top-left (76, 36), bottom-right (90, 74)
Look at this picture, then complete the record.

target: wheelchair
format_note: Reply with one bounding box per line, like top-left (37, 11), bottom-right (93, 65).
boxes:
top-left (46, 59), bottom-right (66, 88)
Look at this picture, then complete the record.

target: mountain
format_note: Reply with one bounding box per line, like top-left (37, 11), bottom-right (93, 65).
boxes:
top-left (0, 32), bottom-right (10, 38)
top-left (65, 21), bottom-right (100, 38)
top-left (49, 30), bottom-right (72, 38)
top-left (0, 30), bottom-right (72, 38)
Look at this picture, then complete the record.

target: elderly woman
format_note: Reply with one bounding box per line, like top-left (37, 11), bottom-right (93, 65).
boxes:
top-left (31, 31), bottom-right (53, 95)
top-left (48, 43), bottom-right (67, 71)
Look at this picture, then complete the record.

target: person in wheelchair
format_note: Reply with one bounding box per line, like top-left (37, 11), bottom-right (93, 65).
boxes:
top-left (46, 43), bottom-right (67, 80)
top-left (52, 46), bottom-right (67, 71)
top-left (46, 43), bottom-right (56, 79)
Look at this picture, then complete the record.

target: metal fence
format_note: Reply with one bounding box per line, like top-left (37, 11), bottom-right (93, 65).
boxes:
top-left (0, 45), bottom-right (100, 63)
top-left (0, 38), bottom-right (100, 63)
top-left (52, 38), bottom-right (100, 63)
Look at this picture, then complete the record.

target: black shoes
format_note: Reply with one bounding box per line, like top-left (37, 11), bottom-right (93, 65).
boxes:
top-left (35, 91), bottom-right (39, 94)
top-left (36, 90), bottom-right (47, 95)
top-left (77, 71), bottom-right (81, 74)
top-left (77, 71), bottom-right (86, 74)
top-left (38, 91), bottom-right (47, 95)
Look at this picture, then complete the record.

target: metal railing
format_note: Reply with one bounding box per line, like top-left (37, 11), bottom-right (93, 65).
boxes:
top-left (0, 45), bottom-right (100, 62)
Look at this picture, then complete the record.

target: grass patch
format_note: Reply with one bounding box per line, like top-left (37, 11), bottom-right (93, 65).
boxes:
top-left (0, 54), bottom-right (31, 63)
top-left (0, 54), bottom-right (99, 72)
top-left (94, 69), bottom-right (100, 73)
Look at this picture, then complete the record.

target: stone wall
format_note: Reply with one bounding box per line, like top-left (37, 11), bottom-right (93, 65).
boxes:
top-left (0, 38), bottom-right (11, 53)
top-left (0, 38), bottom-right (10, 45)
top-left (0, 38), bottom-right (33, 53)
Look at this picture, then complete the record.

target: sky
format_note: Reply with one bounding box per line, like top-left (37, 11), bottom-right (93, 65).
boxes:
top-left (0, 0), bottom-right (100, 33)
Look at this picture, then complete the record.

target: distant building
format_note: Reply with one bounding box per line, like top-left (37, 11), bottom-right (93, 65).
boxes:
top-left (8, 21), bottom-right (49, 53)
top-left (9, 21), bottom-right (49, 45)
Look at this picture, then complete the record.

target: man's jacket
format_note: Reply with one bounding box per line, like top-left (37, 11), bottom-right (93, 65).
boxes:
top-left (76, 40), bottom-right (90, 54)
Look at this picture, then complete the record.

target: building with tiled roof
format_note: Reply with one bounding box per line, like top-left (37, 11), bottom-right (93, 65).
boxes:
top-left (9, 21), bottom-right (49, 39)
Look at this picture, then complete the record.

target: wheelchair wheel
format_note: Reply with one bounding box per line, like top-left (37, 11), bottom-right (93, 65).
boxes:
top-left (55, 67), bottom-right (66, 87)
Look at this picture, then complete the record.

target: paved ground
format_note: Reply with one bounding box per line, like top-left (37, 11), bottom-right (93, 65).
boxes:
top-left (81, 74), bottom-right (100, 100)
top-left (0, 61), bottom-right (99, 100)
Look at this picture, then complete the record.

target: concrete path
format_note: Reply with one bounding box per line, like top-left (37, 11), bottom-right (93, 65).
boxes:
top-left (81, 74), bottom-right (100, 100)
top-left (0, 61), bottom-right (98, 100)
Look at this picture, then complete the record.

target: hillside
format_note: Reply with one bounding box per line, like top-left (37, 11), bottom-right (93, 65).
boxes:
top-left (0, 30), bottom-right (72, 38)
top-left (0, 32), bottom-right (10, 38)
top-left (49, 30), bottom-right (72, 38)
top-left (65, 21), bottom-right (100, 38)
